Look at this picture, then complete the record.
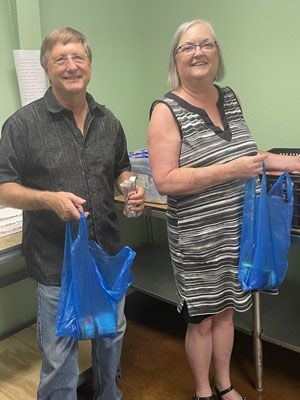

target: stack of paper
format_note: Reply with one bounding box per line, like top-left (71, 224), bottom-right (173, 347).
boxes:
top-left (0, 207), bottom-right (22, 237)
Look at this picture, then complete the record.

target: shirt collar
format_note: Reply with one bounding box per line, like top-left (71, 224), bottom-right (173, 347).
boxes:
top-left (43, 87), bottom-right (105, 115)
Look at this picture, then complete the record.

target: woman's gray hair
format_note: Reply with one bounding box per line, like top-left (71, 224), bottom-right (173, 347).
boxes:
top-left (40, 27), bottom-right (92, 68)
top-left (167, 19), bottom-right (225, 89)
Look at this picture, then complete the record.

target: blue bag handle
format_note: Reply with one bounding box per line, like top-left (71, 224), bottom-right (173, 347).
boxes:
top-left (261, 161), bottom-right (293, 204)
top-left (260, 161), bottom-right (267, 193)
top-left (268, 171), bottom-right (293, 205)
top-left (59, 212), bottom-right (89, 282)
top-left (68, 212), bottom-right (89, 251)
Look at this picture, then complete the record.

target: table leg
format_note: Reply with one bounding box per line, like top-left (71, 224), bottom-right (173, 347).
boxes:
top-left (144, 208), bottom-right (154, 245)
top-left (252, 291), bottom-right (263, 391)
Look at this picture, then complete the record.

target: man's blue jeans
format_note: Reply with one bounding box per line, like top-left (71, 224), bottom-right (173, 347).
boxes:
top-left (36, 283), bottom-right (126, 400)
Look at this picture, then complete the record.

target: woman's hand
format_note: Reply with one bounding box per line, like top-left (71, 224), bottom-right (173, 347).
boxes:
top-left (227, 153), bottom-right (268, 180)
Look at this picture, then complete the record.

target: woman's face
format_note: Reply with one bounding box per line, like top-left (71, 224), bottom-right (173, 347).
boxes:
top-left (175, 23), bottom-right (219, 86)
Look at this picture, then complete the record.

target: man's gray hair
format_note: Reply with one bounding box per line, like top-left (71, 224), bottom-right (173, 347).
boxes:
top-left (167, 19), bottom-right (225, 89)
top-left (40, 27), bottom-right (92, 68)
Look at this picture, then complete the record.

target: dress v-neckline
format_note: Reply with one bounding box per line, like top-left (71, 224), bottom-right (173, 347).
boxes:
top-left (166, 86), bottom-right (232, 142)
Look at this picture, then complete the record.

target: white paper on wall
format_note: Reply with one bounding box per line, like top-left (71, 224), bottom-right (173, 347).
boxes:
top-left (13, 50), bottom-right (47, 106)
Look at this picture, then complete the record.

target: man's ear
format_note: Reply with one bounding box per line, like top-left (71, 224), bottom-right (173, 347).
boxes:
top-left (43, 67), bottom-right (51, 85)
top-left (43, 66), bottom-right (49, 78)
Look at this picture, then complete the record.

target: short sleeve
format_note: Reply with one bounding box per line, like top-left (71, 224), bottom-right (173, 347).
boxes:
top-left (113, 121), bottom-right (131, 179)
top-left (0, 116), bottom-right (27, 185)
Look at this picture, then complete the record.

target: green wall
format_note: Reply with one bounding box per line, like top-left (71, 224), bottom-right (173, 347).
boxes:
top-left (142, 0), bottom-right (300, 150)
top-left (1, 0), bottom-right (300, 336)
top-left (39, 0), bottom-right (148, 150)
top-left (0, 0), bottom-right (20, 126)
top-left (2, 0), bottom-right (300, 149)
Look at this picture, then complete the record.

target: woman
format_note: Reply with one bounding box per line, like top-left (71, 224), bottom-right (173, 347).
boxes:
top-left (147, 19), bottom-right (300, 400)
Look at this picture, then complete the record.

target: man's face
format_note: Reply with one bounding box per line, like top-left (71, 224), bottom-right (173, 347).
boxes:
top-left (44, 41), bottom-right (92, 98)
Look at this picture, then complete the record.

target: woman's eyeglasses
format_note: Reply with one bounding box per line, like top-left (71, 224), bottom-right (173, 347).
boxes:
top-left (175, 40), bottom-right (217, 56)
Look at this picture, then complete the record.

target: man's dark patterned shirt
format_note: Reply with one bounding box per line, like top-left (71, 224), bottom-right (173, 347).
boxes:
top-left (0, 88), bottom-right (131, 285)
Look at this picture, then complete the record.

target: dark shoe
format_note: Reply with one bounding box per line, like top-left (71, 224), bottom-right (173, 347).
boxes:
top-left (192, 396), bottom-right (218, 400)
top-left (213, 384), bottom-right (247, 400)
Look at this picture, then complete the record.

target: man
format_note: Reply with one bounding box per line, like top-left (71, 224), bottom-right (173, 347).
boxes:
top-left (0, 27), bottom-right (144, 400)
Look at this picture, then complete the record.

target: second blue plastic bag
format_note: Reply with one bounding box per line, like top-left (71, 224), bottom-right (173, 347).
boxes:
top-left (238, 164), bottom-right (294, 291)
top-left (56, 212), bottom-right (135, 339)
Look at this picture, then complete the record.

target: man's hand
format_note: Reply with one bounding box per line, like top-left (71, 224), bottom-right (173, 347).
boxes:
top-left (44, 191), bottom-right (89, 221)
top-left (126, 186), bottom-right (145, 217)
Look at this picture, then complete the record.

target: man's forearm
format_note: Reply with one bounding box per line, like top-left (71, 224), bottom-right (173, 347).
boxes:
top-left (0, 182), bottom-right (87, 221)
top-left (0, 182), bottom-right (48, 210)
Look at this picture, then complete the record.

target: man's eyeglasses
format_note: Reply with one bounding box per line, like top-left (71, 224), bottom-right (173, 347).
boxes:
top-left (50, 53), bottom-right (89, 67)
top-left (175, 40), bottom-right (217, 56)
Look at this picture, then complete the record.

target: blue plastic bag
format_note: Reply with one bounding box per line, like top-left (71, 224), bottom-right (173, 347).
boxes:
top-left (238, 164), bottom-right (294, 291)
top-left (56, 212), bottom-right (135, 339)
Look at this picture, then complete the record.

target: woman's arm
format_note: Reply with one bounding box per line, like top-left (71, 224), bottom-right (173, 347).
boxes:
top-left (147, 102), bottom-right (267, 196)
top-left (259, 150), bottom-right (300, 173)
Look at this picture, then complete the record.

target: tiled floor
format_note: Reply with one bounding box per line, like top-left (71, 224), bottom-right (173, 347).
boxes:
top-left (78, 291), bottom-right (300, 400)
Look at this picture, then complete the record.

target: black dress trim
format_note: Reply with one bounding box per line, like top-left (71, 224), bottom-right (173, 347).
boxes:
top-left (165, 86), bottom-right (232, 142)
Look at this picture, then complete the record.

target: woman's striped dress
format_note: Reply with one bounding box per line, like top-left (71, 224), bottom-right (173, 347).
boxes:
top-left (156, 86), bottom-right (258, 316)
